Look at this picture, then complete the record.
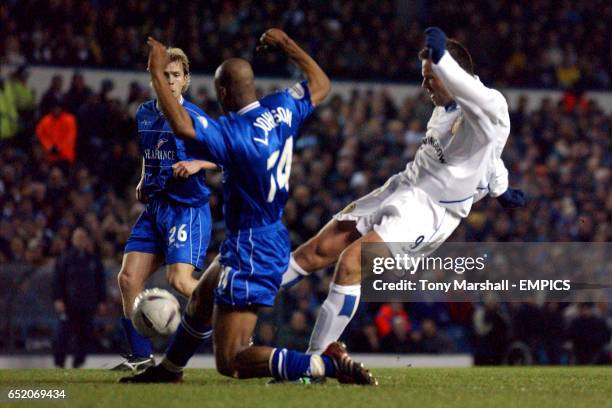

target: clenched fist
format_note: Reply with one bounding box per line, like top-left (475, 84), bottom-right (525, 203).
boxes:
top-left (257, 28), bottom-right (290, 52)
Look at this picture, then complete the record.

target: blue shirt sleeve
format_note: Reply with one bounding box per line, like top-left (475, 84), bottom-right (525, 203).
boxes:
top-left (282, 80), bottom-right (315, 127)
top-left (185, 110), bottom-right (229, 165)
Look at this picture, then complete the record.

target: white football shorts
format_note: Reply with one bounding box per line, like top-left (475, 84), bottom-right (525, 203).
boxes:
top-left (334, 174), bottom-right (462, 256)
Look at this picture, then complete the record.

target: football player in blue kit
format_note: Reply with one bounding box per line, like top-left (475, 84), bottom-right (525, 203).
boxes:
top-left (114, 47), bottom-right (217, 371)
top-left (120, 30), bottom-right (376, 385)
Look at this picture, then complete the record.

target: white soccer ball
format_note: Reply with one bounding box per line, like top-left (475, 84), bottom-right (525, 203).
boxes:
top-left (131, 288), bottom-right (181, 338)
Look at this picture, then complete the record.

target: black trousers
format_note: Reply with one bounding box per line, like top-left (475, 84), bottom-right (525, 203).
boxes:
top-left (53, 314), bottom-right (94, 368)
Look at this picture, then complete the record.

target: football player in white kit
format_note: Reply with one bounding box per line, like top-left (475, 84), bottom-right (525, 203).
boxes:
top-left (281, 27), bottom-right (526, 354)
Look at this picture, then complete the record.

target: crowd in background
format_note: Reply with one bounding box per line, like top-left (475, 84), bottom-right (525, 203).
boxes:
top-left (1, 0), bottom-right (610, 89)
top-left (0, 60), bottom-right (609, 364)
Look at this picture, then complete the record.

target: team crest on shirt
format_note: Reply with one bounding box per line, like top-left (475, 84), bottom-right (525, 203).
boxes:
top-left (156, 138), bottom-right (168, 150)
top-left (451, 115), bottom-right (463, 136)
top-left (198, 116), bottom-right (208, 128)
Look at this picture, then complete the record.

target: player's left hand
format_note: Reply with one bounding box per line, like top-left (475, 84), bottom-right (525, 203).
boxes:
top-left (147, 36), bottom-right (169, 74)
top-left (257, 28), bottom-right (290, 52)
top-left (172, 160), bottom-right (202, 178)
top-left (497, 187), bottom-right (527, 209)
top-left (424, 27), bottom-right (447, 64)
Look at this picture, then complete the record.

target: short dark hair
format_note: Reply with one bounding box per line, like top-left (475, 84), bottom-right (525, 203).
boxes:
top-left (419, 39), bottom-right (474, 76)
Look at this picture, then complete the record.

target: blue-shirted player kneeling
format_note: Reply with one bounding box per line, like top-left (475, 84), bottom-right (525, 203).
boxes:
top-left (114, 48), bottom-right (217, 372)
top-left (121, 30), bottom-right (377, 385)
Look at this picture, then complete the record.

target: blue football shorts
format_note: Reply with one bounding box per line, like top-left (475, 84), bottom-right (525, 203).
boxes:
top-left (214, 221), bottom-right (290, 307)
top-left (125, 198), bottom-right (212, 270)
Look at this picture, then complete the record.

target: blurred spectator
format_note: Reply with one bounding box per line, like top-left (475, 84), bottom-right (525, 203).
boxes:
top-left (0, 77), bottom-right (19, 140)
top-left (414, 319), bottom-right (455, 354)
top-left (3, 65), bottom-right (36, 143)
top-left (375, 303), bottom-right (411, 338)
top-left (347, 306), bottom-right (380, 352)
top-left (53, 227), bottom-right (107, 368)
top-left (35, 97), bottom-right (77, 164)
top-left (63, 72), bottom-right (92, 115)
top-left (567, 303), bottom-right (611, 364)
top-left (540, 303), bottom-right (566, 365)
top-left (39, 74), bottom-right (64, 117)
top-left (256, 321), bottom-right (276, 348)
top-left (277, 310), bottom-right (311, 351)
top-left (1, 1), bottom-right (610, 88)
top-left (472, 300), bottom-right (509, 365)
top-left (380, 315), bottom-right (414, 353)
top-left (6, 66), bottom-right (36, 115)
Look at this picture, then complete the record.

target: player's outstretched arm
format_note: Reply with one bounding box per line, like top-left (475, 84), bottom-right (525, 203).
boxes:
top-left (147, 36), bottom-right (196, 140)
top-left (424, 27), bottom-right (507, 129)
top-left (258, 28), bottom-right (331, 106)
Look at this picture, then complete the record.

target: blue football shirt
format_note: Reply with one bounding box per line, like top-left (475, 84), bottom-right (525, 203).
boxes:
top-left (192, 81), bottom-right (315, 232)
top-left (136, 97), bottom-right (214, 207)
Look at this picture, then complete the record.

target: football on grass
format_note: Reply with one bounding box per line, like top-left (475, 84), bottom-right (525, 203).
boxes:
top-left (131, 288), bottom-right (181, 338)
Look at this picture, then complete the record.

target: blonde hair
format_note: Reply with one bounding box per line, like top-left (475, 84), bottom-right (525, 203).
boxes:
top-left (167, 47), bottom-right (191, 92)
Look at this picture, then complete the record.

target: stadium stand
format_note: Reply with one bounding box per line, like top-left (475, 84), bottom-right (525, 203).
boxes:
top-left (0, 0), bottom-right (609, 88)
top-left (0, 0), bottom-right (609, 365)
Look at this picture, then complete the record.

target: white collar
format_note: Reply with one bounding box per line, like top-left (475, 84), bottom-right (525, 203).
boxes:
top-left (156, 95), bottom-right (184, 112)
top-left (237, 101), bottom-right (260, 115)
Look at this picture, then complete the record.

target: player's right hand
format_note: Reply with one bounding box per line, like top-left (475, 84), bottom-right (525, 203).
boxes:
top-left (172, 160), bottom-right (202, 178)
top-left (424, 27), bottom-right (447, 64)
top-left (257, 28), bottom-right (290, 52)
top-left (147, 36), bottom-right (169, 74)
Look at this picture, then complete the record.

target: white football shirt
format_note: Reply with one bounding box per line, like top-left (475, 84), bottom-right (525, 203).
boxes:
top-left (402, 51), bottom-right (511, 217)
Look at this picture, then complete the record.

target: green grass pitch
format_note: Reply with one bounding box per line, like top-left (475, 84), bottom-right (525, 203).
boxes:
top-left (1, 368), bottom-right (611, 407)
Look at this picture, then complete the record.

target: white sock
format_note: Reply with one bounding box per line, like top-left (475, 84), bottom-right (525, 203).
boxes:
top-left (307, 283), bottom-right (361, 354)
top-left (309, 354), bottom-right (325, 377)
top-left (280, 253), bottom-right (310, 289)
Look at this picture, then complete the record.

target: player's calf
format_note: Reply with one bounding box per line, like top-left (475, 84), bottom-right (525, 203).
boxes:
top-left (307, 231), bottom-right (384, 354)
top-left (117, 268), bottom-right (143, 317)
top-left (114, 252), bottom-right (161, 369)
top-left (158, 265), bottom-right (219, 375)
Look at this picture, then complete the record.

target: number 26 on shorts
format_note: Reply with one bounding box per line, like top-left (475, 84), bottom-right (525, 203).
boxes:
top-left (169, 224), bottom-right (188, 244)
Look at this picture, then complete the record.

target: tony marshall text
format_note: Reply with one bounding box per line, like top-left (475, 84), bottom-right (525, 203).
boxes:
top-left (372, 279), bottom-right (572, 292)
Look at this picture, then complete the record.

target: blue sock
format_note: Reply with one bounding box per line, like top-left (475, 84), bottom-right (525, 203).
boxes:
top-left (121, 317), bottom-right (153, 358)
top-left (270, 349), bottom-right (337, 381)
top-left (321, 355), bottom-right (336, 378)
top-left (164, 313), bottom-right (212, 369)
top-left (271, 349), bottom-right (309, 381)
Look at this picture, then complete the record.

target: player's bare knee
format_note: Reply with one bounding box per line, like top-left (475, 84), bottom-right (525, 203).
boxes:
top-left (118, 268), bottom-right (137, 292)
top-left (214, 352), bottom-right (237, 378)
top-left (296, 238), bottom-right (328, 270)
top-left (186, 283), bottom-right (205, 315)
top-left (233, 350), bottom-right (251, 379)
top-left (166, 268), bottom-right (190, 296)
